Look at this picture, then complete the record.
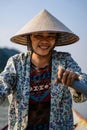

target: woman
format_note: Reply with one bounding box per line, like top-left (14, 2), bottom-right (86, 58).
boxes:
top-left (0, 9), bottom-right (87, 130)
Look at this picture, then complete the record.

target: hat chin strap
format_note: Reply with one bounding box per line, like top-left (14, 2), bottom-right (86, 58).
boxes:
top-left (27, 36), bottom-right (32, 51)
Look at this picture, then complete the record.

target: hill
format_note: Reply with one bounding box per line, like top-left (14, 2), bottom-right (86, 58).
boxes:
top-left (0, 48), bottom-right (20, 72)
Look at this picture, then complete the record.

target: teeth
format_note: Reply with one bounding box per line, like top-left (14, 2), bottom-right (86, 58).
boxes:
top-left (39, 46), bottom-right (49, 49)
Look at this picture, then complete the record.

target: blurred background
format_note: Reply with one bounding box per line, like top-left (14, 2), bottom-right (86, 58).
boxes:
top-left (0, 0), bottom-right (87, 129)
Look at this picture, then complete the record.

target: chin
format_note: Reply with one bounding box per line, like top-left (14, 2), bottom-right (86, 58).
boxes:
top-left (39, 53), bottom-right (49, 57)
top-left (34, 51), bottom-right (51, 57)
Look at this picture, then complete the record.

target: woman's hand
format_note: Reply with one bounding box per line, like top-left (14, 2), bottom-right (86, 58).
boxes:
top-left (55, 66), bottom-right (79, 86)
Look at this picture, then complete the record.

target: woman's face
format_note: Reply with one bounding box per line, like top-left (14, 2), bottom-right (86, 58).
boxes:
top-left (30, 32), bottom-right (56, 56)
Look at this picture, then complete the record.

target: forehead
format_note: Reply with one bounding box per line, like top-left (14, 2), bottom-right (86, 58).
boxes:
top-left (31, 32), bottom-right (57, 36)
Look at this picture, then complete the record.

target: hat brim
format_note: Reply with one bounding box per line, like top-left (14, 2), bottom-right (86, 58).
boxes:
top-left (10, 9), bottom-right (79, 46)
top-left (10, 30), bottom-right (79, 46)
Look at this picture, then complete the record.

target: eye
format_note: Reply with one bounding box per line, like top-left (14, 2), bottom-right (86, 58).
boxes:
top-left (47, 36), bottom-right (56, 40)
top-left (34, 35), bottom-right (43, 39)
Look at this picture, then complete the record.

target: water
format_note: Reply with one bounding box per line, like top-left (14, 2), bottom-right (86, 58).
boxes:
top-left (0, 106), bottom-right (8, 129)
top-left (73, 101), bottom-right (87, 119)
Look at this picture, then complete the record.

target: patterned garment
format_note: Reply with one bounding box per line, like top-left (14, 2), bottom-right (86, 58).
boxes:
top-left (26, 63), bottom-right (51, 129)
top-left (0, 50), bottom-right (87, 130)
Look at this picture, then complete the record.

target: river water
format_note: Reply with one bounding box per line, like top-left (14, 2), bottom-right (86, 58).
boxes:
top-left (0, 106), bottom-right (8, 129)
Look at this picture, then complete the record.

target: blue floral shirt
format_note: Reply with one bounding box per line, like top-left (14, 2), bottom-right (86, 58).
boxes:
top-left (0, 50), bottom-right (87, 130)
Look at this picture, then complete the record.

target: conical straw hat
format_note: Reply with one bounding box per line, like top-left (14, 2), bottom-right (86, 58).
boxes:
top-left (10, 9), bottom-right (79, 46)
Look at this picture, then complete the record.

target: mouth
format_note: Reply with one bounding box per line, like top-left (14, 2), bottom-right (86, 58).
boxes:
top-left (39, 45), bottom-right (50, 50)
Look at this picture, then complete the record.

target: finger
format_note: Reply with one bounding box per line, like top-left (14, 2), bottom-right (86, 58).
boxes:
top-left (66, 72), bottom-right (74, 86)
top-left (62, 71), bottom-right (69, 84)
top-left (66, 72), bottom-right (79, 86)
top-left (55, 77), bottom-right (62, 84)
top-left (58, 66), bottom-right (65, 79)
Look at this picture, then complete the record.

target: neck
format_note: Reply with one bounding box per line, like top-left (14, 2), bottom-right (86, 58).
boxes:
top-left (31, 52), bottom-right (51, 68)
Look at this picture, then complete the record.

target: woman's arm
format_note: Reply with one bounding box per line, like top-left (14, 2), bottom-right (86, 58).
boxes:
top-left (0, 57), bottom-right (17, 103)
top-left (65, 53), bottom-right (87, 102)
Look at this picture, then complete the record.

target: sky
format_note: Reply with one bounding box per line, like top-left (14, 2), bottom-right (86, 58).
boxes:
top-left (0, 0), bottom-right (87, 117)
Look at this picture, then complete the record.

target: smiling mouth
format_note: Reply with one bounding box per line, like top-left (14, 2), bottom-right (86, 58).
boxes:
top-left (39, 46), bottom-right (50, 50)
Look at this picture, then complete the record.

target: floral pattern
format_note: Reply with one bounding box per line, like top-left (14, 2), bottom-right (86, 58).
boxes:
top-left (0, 50), bottom-right (87, 130)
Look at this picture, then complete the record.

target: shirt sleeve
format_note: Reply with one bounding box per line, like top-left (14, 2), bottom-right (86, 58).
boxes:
top-left (65, 53), bottom-right (87, 102)
top-left (0, 57), bottom-right (17, 103)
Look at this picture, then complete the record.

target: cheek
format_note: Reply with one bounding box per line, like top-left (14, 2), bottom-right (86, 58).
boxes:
top-left (31, 41), bottom-right (37, 48)
top-left (31, 42), bottom-right (40, 51)
top-left (32, 44), bottom-right (36, 50)
top-left (51, 42), bottom-right (56, 47)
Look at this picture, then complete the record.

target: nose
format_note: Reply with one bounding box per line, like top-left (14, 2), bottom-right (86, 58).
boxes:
top-left (40, 37), bottom-right (50, 43)
top-left (41, 39), bottom-right (49, 43)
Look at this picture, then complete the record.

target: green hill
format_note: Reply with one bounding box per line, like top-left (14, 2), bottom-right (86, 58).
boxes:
top-left (0, 48), bottom-right (20, 72)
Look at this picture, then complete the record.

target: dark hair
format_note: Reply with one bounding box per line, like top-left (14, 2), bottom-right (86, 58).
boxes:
top-left (27, 35), bottom-right (32, 51)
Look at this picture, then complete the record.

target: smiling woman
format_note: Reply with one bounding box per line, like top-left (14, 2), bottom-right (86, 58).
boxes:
top-left (0, 9), bottom-right (87, 130)
top-left (30, 32), bottom-right (56, 61)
